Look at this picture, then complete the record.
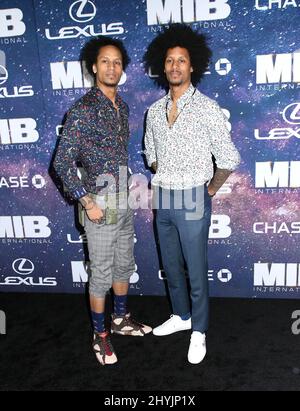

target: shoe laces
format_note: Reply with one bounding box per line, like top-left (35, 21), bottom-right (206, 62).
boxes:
top-left (163, 314), bottom-right (177, 325)
top-left (98, 332), bottom-right (114, 356)
top-left (123, 314), bottom-right (143, 329)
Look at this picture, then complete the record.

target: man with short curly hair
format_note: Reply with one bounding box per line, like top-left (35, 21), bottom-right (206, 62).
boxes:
top-left (144, 24), bottom-right (240, 364)
top-left (54, 36), bottom-right (152, 366)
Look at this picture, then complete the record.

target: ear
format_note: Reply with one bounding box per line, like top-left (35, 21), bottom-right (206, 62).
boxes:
top-left (92, 64), bottom-right (97, 74)
top-left (190, 66), bottom-right (194, 73)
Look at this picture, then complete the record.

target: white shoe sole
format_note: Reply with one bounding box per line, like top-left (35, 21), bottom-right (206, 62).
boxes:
top-left (188, 349), bottom-right (206, 364)
top-left (153, 323), bottom-right (192, 336)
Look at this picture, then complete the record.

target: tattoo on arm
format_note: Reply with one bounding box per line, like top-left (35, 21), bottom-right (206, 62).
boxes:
top-left (210, 168), bottom-right (232, 192)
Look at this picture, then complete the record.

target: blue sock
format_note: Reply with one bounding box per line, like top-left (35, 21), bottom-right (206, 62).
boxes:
top-left (114, 294), bottom-right (127, 316)
top-left (180, 313), bottom-right (191, 321)
top-left (91, 311), bottom-right (105, 334)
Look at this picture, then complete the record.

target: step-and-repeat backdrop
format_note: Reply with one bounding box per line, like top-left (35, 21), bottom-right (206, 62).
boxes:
top-left (1, 0), bottom-right (300, 298)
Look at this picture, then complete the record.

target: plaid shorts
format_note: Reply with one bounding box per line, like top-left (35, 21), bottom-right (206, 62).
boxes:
top-left (84, 194), bottom-right (135, 298)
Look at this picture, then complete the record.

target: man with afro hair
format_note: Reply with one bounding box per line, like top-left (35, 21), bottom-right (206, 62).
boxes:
top-left (54, 36), bottom-right (152, 366)
top-left (144, 24), bottom-right (240, 364)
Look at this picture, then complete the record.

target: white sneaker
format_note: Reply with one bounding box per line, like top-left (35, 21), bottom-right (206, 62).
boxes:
top-left (152, 315), bottom-right (191, 336)
top-left (188, 331), bottom-right (206, 364)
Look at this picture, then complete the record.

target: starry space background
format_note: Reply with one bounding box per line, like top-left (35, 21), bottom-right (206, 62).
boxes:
top-left (1, 0), bottom-right (300, 298)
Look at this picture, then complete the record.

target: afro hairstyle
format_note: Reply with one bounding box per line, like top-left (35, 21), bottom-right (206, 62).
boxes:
top-left (81, 36), bottom-right (130, 77)
top-left (143, 24), bottom-right (212, 88)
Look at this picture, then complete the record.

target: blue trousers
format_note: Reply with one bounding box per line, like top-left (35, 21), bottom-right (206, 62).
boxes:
top-left (155, 185), bottom-right (212, 333)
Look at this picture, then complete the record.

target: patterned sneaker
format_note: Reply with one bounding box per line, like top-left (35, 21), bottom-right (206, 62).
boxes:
top-left (111, 313), bottom-right (152, 336)
top-left (92, 331), bottom-right (118, 365)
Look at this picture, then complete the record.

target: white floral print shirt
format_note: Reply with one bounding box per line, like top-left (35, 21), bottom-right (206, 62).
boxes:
top-left (144, 84), bottom-right (241, 189)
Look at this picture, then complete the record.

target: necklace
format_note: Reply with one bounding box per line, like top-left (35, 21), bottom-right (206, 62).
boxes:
top-left (166, 88), bottom-right (196, 129)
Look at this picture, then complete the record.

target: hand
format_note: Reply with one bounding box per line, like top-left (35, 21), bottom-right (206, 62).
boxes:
top-left (207, 184), bottom-right (216, 198)
top-left (85, 203), bottom-right (104, 224)
top-left (151, 162), bottom-right (157, 172)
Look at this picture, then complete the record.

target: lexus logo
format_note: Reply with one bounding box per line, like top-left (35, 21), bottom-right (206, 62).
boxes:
top-left (0, 65), bottom-right (8, 85)
top-left (283, 103), bottom-right (300, 125)
top-left (0, 51), bottom-right (8, 85)
top-left (12, 259), bottom-right (35, 275)
top-left (69, 0), bottom-right (97, 23)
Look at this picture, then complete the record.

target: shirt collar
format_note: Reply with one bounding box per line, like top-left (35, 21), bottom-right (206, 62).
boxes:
top-left (91, 86), bottom-right (124, 109)
top-left (166, 83), bottom-right (195, 109)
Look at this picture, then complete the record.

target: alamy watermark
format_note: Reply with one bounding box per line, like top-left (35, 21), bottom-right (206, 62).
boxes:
top-left (291, 310), bottom-right (300, 335)
top-left (94, 166), bottom-right (206, 221)
top-left (0, 310), bottom-right (6, 335)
